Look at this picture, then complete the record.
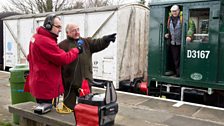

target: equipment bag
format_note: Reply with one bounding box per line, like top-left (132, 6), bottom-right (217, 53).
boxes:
top-left (74, 81), bottom-right (118, 126)
top-left (78, 81), bottom-right (117, 106)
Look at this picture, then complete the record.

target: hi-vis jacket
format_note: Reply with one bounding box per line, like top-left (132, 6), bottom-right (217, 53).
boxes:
top-left (27, 27), bottom-right (79, 99)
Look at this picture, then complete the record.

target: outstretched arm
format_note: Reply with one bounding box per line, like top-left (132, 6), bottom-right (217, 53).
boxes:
top-left (88, 33), bottom-right (116, 53)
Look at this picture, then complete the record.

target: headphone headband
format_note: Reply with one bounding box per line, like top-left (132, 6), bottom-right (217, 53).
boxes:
top-left (43, 14), bottom-right (57, 30)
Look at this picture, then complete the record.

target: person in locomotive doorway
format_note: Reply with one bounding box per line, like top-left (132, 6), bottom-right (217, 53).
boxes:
top-left (59, 23), bottom-right (116, 110)
top-left (164, 4), bottom-right (196, 77)
top-left (27, 14), bottom-right (83, 113)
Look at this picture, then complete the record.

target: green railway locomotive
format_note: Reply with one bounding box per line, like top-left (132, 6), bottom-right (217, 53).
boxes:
top-left (148, 0), bottom-right (224, 106)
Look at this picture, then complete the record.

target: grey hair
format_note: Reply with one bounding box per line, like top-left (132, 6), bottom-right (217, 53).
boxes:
top-left (65, 24), bottom-right (71, 34)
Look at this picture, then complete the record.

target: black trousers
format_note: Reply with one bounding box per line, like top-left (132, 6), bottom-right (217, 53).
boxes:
top-left (63, 86), bottom-right (78, 110)
top-left (170, 45), bottom-right (181, 76)
top-left (36, 99), bottom-right (52, 104)
top-left (63, 80), bottom-right (92, 110)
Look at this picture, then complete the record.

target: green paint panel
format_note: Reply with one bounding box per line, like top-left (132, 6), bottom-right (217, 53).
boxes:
top-left (148, 6), bottom-right (165, 76)
top-left (183, 43), bottom-right (216, 81)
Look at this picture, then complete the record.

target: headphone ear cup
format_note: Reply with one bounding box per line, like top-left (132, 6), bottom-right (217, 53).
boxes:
top-left (43, 14), bottom-right (56, 30)
top-left (45, 23), bottom-right (52, 30)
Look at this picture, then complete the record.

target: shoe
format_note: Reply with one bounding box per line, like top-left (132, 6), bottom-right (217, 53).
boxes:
top-left (164, 71), bottom-right (174, 76)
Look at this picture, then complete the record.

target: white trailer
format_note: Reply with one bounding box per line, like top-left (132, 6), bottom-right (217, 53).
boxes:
top-left (3, 4), bottom-right (149, 88)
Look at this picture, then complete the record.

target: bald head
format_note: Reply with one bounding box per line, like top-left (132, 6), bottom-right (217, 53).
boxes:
top-left (170, 4), bottom-right (180, 17)
top-left (66, 23), bottom-right (80, 39)
top-left (170, 5), bottom-right (179, 11)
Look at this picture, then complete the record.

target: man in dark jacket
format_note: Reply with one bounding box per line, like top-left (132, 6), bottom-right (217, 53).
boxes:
top-left (59, 23), bottom-right (116, 110)
top-left (28, 15), bottom-right (82, 112)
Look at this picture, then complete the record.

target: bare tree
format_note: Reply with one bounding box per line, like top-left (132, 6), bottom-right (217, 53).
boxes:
top-left (2, 0), bottom-right (37, 14)
top-left (35, 0), bottom-right (54, 13)
top-left (138, 0), bottom-right (146, 5)
top-left (2, 0), bottom-right (84, 14)
top-left (62, 1), bottom-right (84, 10)
top-left (86, 0), bottom-right (109, 7)
top-left (1, 0), bottom-right (125, 14)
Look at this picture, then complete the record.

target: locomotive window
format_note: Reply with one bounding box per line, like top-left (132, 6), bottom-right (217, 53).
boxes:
top-left (189, 8), bottom-right (209, 43)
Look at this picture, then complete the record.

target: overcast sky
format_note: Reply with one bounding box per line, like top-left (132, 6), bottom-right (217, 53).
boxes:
top-left (0, 0), bottom-right (150, 12)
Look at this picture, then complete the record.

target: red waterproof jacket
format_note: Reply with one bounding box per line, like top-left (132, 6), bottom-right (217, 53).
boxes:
top-left (27, 27), bottom-right (79, 99)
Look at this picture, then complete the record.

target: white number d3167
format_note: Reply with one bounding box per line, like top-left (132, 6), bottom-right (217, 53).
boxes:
top-left (187, 50), bottom-right (210, 59)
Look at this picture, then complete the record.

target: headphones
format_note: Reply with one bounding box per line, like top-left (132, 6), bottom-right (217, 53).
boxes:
top-left (43, 14), bottom-right (57, 31)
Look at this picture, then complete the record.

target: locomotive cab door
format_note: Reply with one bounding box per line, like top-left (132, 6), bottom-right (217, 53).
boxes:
top-left (148, 6), bottom-right (166, 77)
top-left (182, 2), bottom-right (220, 82)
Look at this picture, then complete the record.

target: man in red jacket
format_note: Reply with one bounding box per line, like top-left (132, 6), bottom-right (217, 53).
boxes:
top-left (27, 14), bottom-right (83, 113)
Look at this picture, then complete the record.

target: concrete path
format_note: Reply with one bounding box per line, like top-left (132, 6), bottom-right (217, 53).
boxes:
top-left (0, 71), bottom-right (12, 123)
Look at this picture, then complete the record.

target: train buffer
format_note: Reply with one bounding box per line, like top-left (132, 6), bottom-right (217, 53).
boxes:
top-left (8, 88), bottom-right (224, 126)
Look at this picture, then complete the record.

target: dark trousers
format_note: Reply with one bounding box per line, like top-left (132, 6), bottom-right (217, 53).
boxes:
top-left (63, 80), bottom-right (92, 110)
top-left (36, 99), bottom-right (52, 104)
top-left (63, 86), bottom-right (78, 110)
top-left (170, 45), bottom-right (180, 76)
